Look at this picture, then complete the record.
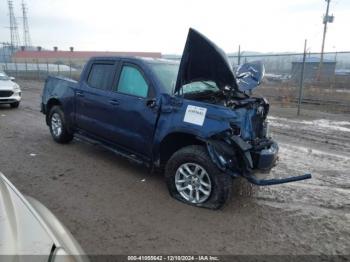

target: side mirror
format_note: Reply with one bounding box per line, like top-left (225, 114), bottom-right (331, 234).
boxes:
top-left (235, 61), bottom-right (265, 92)
top-left (10, 77), bottom-right (15, 81)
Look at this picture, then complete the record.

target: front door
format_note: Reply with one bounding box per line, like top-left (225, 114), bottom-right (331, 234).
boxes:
top-left (106, 62), bottom-right (159, 157)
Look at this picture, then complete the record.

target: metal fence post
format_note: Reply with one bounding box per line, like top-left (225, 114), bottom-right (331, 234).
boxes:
top-left (1, 43), bottom-right (7, 72)
top-left (69, 60), bottom-right (72, 78)
top-left (297, 39), bottom-right (307, 116)
top-left (36, 59), bottom-right (40, 80)
top-left (14, 60), bottom-right (18, 77)
top-left (46, 59), bottom-right (49, 76)
top-left (25, 59), bottom-right (28, 76)
top-left (238, 45), bottom-right (241, 66)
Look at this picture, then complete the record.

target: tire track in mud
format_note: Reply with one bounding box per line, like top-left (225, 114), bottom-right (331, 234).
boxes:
top-left (252, 138), bottom-right (350, 213)
top-left (268, 116), bottom-right (350, 154)
top-left (253, 115), bottom-right (350, 213)
top-left (272, 128), bottom-right (350, 153)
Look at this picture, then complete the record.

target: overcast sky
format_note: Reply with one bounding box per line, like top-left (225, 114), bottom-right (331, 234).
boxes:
top-left (0, 0), bottom-right (349, 54)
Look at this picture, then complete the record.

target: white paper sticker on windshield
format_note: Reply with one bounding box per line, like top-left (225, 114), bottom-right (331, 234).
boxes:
top-left (184, 105), bottom-right (207, 126)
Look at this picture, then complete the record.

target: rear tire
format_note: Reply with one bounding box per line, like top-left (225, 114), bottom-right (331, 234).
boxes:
top-left (165, 145), bottom-right (232, 209)
top-left (48, 106), bottom-right (73, 143)
top-left (10, 102), bottom-right (19, 108)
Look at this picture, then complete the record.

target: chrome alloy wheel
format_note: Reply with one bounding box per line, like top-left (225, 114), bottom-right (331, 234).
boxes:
top-left (175, 163), bottom-right (212, 204)
top-left (51, 113), bottom-right (62, 137)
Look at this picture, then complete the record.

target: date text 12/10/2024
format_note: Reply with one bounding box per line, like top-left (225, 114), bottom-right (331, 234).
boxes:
top-left (127, 255), bottom-right (220, 261)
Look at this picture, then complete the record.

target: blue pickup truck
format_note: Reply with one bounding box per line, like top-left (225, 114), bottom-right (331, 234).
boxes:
top-left (41, 28), bottom-right (311, 209)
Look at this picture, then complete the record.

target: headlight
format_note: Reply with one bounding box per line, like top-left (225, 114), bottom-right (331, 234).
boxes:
top-left (13, 85), bottom-right (21, 93)
top-left (262, 121), bottom-right (271, 138)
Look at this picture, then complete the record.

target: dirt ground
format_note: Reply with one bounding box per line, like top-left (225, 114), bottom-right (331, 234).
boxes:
top-left (0, 80), bottom-right (349, 256)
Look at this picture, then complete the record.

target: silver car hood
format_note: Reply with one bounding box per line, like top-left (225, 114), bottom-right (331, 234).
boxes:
top-left (0, 174), bottom-right (53, 257)
top-left (0, 173), bottom-right (87, 261)
top-left (0, 80), bottom-right (16, 90)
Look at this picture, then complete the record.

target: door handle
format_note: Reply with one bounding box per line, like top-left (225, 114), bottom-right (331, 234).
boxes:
top-left (109, 99), bottom-right (119, 106)
top-left (76, 91), bottom-right (84, 97)
top-left (146, 98), bottom-right (157, 108)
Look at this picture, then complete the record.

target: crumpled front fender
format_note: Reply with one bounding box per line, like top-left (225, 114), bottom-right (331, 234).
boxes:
top-left (205, 133), bottom-right (253, 173)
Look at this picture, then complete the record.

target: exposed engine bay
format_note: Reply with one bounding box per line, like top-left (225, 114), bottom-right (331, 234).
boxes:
top-left (183, 88), bottom-right (269, 116)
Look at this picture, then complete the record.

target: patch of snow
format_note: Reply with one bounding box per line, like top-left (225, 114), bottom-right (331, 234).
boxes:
top-left (280, 142), bottom-right (350, 161)
top-left (335, 89), bottom-right (350, 94)
top-left (268, 116), bottom-right (350, 133)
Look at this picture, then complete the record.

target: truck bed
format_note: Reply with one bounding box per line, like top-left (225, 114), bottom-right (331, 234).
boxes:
top-left (41, 76), bottom-right (77, 115)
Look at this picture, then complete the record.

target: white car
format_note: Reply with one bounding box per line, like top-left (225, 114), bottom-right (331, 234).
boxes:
top-left (0, 172), bottom-right (89, 262)
top-left (0, 71), bottom-right (21, 108)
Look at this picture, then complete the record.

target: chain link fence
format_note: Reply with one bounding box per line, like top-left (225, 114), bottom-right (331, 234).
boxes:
top-left (0, 44), bottom-right (83, 80)
top-left (228, 51), bottom-right (350, 114)
top-left (1, 45), bottom-right (350, 114)
top-left (0, 60), bottom-right (82, 81)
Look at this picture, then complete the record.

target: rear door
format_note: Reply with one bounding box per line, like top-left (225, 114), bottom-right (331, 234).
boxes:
top-left (75, 60), bottom-right (118, 139)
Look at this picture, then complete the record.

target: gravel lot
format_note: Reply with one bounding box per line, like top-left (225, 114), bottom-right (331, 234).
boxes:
top-left (0, 80), bottom-right (349, 255)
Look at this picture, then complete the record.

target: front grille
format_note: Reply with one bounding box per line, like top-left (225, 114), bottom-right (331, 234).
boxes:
top-left (0, 90), bottom-right (13, 97)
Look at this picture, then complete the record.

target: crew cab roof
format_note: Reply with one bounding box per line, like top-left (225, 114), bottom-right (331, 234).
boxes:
top-left (88, 56), bottom-right (177, 64)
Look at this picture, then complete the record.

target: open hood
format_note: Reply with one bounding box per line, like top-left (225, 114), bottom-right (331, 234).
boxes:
top-left (174, 28), bottom-right (238, 94)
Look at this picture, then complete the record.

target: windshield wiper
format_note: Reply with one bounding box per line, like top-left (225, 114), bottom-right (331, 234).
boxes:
top-left (200, 81), bottom-right (217, 89)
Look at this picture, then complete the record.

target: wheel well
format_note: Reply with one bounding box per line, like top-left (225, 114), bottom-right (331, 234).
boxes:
top-left (159, 132), bottom-right (205, 167)
top-left (45, 98), bottom-right (61, 124)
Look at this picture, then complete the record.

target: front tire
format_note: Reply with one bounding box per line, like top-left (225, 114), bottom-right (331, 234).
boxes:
top-left (165, 145), bottom-right (232, 209)
top-left (48, 106), bottom-right (73, 143)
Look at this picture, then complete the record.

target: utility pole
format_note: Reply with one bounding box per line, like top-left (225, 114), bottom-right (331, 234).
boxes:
top-left (318, 0), bottom-right (334, 80)
top-left (21, 0), bottom-right (32, 48)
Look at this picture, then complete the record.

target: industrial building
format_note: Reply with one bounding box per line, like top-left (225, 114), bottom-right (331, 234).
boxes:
top-left (291, 57), bottom-right (336, 82)
top-left (12, 49), bottom-right (162, 68)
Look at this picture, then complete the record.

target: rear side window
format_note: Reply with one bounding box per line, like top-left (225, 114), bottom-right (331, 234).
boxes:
top-left (117, 66), bottom-right (149, 98)
top-left (87, 63), bottom-right (115, 90)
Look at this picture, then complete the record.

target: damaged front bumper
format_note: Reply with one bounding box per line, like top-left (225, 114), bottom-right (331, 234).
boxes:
top-left (206, 135), bottom-right (311, 186)
top-left (251, 139), bottom-right (279, 170)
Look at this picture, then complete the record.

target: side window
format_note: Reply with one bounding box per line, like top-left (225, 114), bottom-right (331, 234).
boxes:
top-left (87, 63), bottom-right (115, 90)
top-left (117, 66), bottom-right (149, 98)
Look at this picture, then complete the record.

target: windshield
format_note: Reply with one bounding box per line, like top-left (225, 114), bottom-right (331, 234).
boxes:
top-left (148, 62), bottom-right (179, 93)
top-left (148, 62), bottom-right (220, 94)
top-left (182, 81), bottom-right (220, 94)
top-left (0, 73), bottom-right (10, 81)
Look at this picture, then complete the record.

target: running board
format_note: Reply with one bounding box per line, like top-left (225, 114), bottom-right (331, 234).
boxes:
top-left (74, 133), bottom-right (149, 167)
top-left (244, 173), bottom-right (312, 186)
